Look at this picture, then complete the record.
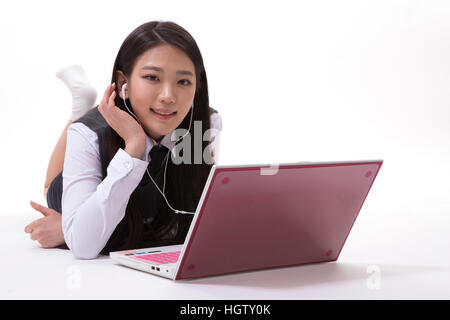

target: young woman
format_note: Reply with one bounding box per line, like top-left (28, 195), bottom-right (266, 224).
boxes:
top-left (24, 21), bottom-right (222, 259)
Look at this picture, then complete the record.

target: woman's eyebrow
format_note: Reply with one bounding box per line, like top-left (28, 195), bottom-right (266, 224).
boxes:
top-left (141, 65), bottom-right (193, 76)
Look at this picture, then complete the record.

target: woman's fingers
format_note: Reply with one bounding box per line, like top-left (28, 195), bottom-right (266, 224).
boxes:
top-left (29, 201), bottom-right (60, 218)
top-left (100, 83), bottom-right (116, 114)
top-left (27, 213), bottom-right (65, 248)
top-left (100, 83), bottom-right (113, 109)
top-left (102, 83), bottom-right (110, 101)
top-left (98, 82), bottom-right (145, 145)
top-left (30, 229), bottom-right (39, 241)
top-left (26, 200), bottom-right (58, 232)
top-left (24, 222), bottom-right (33, 233)
top-left (24, 216), bottom-right (44, 233)
top-left (25, 200), bottom-right (65, 248)
top-left (29, 200), bottom-right (52, 217)
top-left (108, 86), bottom-right (116, 106)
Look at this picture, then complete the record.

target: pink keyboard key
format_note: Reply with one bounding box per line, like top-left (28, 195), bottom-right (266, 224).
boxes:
top-left (135, 251), bottom-right (181, 265)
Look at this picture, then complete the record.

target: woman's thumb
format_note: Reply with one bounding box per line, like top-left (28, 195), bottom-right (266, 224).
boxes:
top-left (30, 200), bottom-right (51, 217)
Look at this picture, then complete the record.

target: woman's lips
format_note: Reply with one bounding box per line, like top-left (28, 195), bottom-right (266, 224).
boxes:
top-left (150, 108), bottom-right (177, 119)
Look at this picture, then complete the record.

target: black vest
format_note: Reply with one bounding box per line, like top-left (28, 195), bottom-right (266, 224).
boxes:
top-left (73, 105), bottom-right (218, 250)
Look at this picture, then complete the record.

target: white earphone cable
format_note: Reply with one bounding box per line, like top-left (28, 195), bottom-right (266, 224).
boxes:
top-left (121, 83), bottom-right (195, 215)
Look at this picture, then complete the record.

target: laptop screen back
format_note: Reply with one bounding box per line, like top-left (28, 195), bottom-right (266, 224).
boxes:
top-left (176, 161), bottom-right (382, 280)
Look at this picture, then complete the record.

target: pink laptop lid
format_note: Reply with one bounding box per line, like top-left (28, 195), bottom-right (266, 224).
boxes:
top-left (176, 160), bottom-right (383, 280)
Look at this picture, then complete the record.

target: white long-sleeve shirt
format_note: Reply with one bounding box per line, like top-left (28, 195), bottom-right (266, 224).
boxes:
top-left (61, 113), bottom-right (222, 259)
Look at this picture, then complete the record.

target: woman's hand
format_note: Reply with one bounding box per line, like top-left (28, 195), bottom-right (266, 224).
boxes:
top-left (98, 83), bottom-right (146, 158)
top-left (24, 201), bottom-right (65, 248)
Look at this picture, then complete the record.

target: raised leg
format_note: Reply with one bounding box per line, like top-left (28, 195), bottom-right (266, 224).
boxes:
top-left (44, 65), bottom-right (97, 199)
top-left (44, 119), bottom-right (72, 199)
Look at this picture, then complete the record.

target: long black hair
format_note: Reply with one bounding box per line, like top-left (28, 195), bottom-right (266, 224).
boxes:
top-left (100, 21), bottom-right (213, 254)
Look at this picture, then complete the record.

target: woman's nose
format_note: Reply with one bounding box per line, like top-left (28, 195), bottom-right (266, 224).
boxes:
top-left (159, 85), bottom-right (176, 104)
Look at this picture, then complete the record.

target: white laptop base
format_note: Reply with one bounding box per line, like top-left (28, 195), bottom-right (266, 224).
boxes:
top-left (110, 245), bottom-right (183, 279)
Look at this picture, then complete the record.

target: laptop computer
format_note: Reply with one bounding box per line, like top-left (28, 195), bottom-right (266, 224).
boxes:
top-left (110, 159), bottom-right (383, 280)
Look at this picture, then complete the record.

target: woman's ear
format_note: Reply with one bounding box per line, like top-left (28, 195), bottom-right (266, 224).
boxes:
top-left (115, 70), bottom-right (128, 99)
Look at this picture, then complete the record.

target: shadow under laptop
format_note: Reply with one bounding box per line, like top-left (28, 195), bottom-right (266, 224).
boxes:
top-left (180, 261), bottom-right (449, 289)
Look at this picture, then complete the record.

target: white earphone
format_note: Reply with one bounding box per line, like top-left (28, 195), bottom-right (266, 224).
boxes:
top-left (121, 83), bottom-right (137, 120)
top-left (120, 82), bottom-right (195, 215)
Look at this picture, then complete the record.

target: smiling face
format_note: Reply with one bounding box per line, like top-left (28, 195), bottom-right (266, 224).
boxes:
top-left (117, 44), bottom-right (197, 142)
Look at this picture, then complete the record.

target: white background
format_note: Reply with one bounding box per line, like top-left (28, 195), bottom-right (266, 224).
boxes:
top-left (1, 0), bottom-right (449, 217)
top-left (0, 0), bottom-right (449, 299)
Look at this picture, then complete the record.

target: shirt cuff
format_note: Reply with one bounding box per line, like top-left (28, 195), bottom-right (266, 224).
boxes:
top-left (108, 148), bottom-right (149, 182)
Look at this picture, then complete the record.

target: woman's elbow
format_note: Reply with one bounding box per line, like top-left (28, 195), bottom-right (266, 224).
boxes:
top-left (64, 232), bottom-right (100, 260)
top-left (71, 246), bottom-right (100, 260)
top-left (62, 217), bottom-right (101, 259)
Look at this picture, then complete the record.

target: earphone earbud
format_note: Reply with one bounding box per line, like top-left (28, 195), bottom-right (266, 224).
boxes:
top-left (121, 83), bottom-right (127, 99)
top-left (121, 83), bottom-right (139, 121)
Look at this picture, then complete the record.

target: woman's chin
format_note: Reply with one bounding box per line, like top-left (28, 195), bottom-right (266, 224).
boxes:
top-left (143, 125), bottom-right (174, 141)
top-left (141, 114), bottom-right (186, 140)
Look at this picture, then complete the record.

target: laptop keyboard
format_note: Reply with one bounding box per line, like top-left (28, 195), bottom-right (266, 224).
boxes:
top-left (134, 251), bottom-right (181, 265)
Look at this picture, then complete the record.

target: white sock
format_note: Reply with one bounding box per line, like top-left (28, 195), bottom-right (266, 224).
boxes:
top-left (55, 64), bottom-right (98, 121)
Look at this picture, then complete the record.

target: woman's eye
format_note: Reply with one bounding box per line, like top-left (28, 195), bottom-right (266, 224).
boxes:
top-left (179, 79), bottom-right (192, 86)
top-left (145, 75), bottom-right (159, 81)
